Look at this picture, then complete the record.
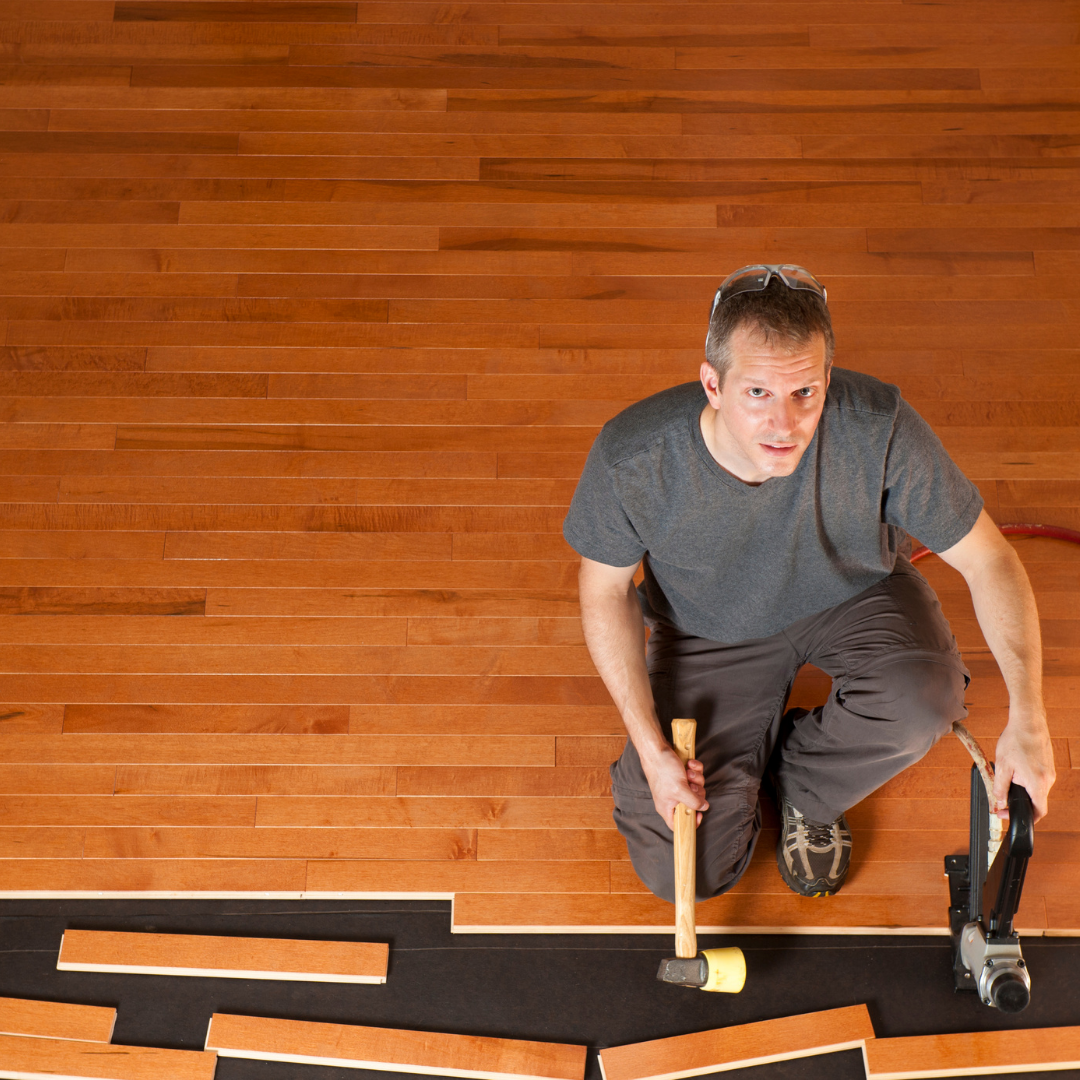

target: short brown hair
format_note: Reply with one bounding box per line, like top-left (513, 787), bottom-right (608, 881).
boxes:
top-left (705, 277), bottom-right (835, 388)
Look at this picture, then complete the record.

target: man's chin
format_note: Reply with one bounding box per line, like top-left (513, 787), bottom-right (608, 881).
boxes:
top-left (755, 445), bottom-right (803, 474)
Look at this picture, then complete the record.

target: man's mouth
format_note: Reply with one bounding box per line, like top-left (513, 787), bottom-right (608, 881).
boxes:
top-left (761, 443), bottom-right (797, 456)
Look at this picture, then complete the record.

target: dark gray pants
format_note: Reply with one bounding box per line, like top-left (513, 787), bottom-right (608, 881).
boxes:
top-left (610, 559), bottom-right (970, 903)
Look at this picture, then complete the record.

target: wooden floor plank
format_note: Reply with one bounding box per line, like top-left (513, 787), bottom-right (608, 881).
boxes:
top-left (304, 859), bottom-right (609, 894)
top-left (0, 0), bottom-right (1077, 935)
top-left (65, 703), bottom-right (352, 733)
top-left (597, 1006), bottom-right (874, 1080)
top-left (864, 1028), bottom-right (1080, 1078)
top-left (0, 1033), bottom-right (217, 1080)
top-left (57, 929), bottom-right (389, 984)
top-left (82, 827), bottom-right (478, 861)
top-left (253, 796), bottom-right (620, 830)
top-left (0, 997), bottom-right (115, 1043)
top-left (450, 893), bottom-right (967, 934)
top-left (205, 1013), bottom-right (587, 1080)
top-left (0, 796), bottom-right (256, 827)
top-left (113, 764), bottom-right (396, 796)
top-left (0, 859), bottom-right (308, 893)
top-left (0, 732), bottom-right (554, 767)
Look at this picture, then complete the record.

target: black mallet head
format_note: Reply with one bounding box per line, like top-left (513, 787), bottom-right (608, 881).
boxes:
top-left (657, 947), bottom-right (746, 993)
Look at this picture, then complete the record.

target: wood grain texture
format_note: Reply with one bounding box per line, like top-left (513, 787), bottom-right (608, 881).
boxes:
top-left (0, 997), bottom-right (115, 1043)
top-left (57, 929), bottom-right (388, 984)
top-left (598, 1005), bottom-right (875, 1080)
top-left (0, 1032), bottom-right (217, 1080)
top-left (0, 0), bottom-right (1076, 936)
top-left (0, 859), bottom-right (307, 893)
top-left (450, 893), bottom-right (969, 935)
top-left (205, 1013), bottom-right (587, 1080)
top-left (865, 1027), bottom-right (1080, 1078)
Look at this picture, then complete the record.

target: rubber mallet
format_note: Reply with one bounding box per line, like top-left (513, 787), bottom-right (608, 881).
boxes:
top-left (656, 717), bottom-right (746, 992)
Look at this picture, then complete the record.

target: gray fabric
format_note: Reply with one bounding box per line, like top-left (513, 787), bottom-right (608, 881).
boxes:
top-left (611, 558), bottom-right (969, 903)
top-left (563, 368), bottom-right (983, 644)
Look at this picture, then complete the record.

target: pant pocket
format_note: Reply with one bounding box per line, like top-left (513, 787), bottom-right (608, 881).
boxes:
top-left (611, 781), bottom-right (657, 818)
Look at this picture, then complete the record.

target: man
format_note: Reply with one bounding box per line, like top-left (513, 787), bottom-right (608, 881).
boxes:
top-left (563, 264), bottom-right (1055, 902)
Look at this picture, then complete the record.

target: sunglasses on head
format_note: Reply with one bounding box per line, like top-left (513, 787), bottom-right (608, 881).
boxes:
top-left (709, 264), bottom-right (827, 320)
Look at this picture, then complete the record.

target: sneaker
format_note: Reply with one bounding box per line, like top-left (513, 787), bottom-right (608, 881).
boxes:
top-left (776, 793), bottom-right (851, 897)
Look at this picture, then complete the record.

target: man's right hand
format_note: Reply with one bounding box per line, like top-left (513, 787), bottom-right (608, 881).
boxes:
top-left (643, 745), bottom-right (709, 830)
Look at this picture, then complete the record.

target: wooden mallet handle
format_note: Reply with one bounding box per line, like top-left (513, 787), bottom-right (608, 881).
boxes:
top-left (671, 717), bottom-right (697, 960)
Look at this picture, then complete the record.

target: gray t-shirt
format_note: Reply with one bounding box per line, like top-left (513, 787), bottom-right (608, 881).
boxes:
top-left (563, 368), bottom-right (983, 644)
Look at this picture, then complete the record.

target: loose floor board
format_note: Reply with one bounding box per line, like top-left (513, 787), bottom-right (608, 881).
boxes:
top-left (0, 996), bottom-right (115, 1042)
top-left (57, 929), bottom-right (388, 984)
top-left (865, 1027), bottom-right (1080, 1078)
top-left (597, 1005), bottom-right (875, 1080)
top-left (0, 1032), bottom-right (217, 1080)
top-left (205, 1013), bottom-right (587, 1080)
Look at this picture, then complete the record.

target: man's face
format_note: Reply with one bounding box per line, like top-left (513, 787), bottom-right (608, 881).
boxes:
top-left (699, 324), bottom-right (830, 484)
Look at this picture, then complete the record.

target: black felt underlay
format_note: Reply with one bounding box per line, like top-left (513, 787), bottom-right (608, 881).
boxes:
top-left (1, 900), bottom-right (1078, 1080)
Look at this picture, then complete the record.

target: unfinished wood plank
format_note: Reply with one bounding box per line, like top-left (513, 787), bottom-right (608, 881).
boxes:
top-left (864, 1027), bottom-right (1080, 1078)
top-left (598, 1005), bottom-right (875, 1080)
top-left (0, 1032), bottom-right (216, 1080)
top-left (57, 929), bottom-right (388, 985)
top-left (205, 1013), bottom-right (587, 1080)
top-left (0, 997), bottom-right (115, 1043)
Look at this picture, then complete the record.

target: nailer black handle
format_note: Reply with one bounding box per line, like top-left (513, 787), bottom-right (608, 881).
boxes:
top-left (981, 781), bottom-right (1034, 941)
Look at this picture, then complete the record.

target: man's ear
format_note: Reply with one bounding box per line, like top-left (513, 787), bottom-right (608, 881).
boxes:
top-left (699, 361), bottom-right (723, 408)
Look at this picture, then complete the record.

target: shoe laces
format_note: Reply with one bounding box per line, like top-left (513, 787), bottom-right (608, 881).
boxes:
top-left (802, 818), bottom-right (836, 847)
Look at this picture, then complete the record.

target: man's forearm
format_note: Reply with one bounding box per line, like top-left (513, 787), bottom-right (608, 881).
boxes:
top-left (966, 544), bottom-right (1044, 715)
top-left (579, 577), bottom-right (669, 770)
top-left (576, 561), bottom-right (708, 827)
top-left (963, 541), bottom-right (1055, 818)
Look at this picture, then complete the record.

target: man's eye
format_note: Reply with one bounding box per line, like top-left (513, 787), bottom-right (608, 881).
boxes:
top-left (796, 387), bottom-right (813, 397)
top-left (748, 388), bottom-right (766, 397)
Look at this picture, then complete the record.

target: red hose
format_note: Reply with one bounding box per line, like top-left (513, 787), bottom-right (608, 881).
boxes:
top-left (910, 523), bottom-right (1080, 562)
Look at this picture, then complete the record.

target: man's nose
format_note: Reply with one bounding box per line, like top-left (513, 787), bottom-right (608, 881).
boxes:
top-left (767, 399), bottom-right (800, 436)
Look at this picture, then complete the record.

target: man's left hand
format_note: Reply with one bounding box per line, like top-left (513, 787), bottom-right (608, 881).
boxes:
top-left (993, 709), bottom-right (1056, 823)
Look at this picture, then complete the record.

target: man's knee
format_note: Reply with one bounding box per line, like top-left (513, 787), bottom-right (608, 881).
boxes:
top-left (840, 656), bottom-right (968, 745)
top-left (615, 796), bottom-right (758, 903)
top-left (622, 841), bottom-right (745, 904)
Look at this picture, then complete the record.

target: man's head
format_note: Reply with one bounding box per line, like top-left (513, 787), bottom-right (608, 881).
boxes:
top-left (698, 267), bottom-right (834, 484)
top-left (704, 267), bottom-right (834, 390)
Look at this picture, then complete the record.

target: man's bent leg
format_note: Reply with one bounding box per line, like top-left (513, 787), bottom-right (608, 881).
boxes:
top-left (776, 559), bottom-right (969, 825)
top-left (611, 741), bottom-right (762, 903)
top-left (611, 623), bottom-right (799, 903)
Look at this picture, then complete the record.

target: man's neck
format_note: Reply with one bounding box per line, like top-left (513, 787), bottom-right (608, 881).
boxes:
top-left (698, 405), bottom-right (765, 486)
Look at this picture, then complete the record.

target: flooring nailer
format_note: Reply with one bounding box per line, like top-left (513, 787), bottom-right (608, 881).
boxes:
top-left (947, 722), bottom-right (1035, 1014)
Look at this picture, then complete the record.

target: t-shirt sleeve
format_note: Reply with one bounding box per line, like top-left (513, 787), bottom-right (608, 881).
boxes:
top-left (882, 398), bottom-right (984, 552)
top-left (563, 436), bottom-right (648, 567)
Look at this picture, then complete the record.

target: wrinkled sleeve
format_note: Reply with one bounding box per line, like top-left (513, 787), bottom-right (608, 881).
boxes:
top-left (563, 435), bottom-right (647, 567)
top-left (882, 399), bottom-right (984, 552)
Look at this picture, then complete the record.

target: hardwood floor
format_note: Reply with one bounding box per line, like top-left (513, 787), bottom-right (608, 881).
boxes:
top-left (0, 0), bottom-right (1077, 935)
